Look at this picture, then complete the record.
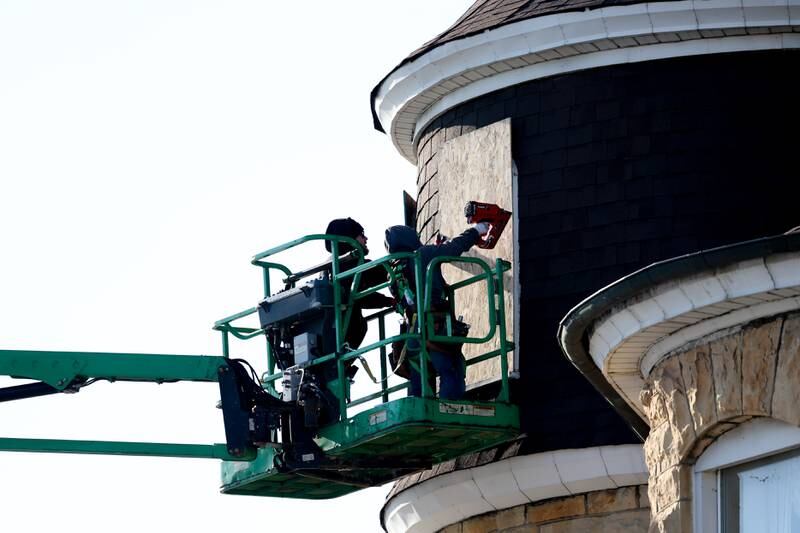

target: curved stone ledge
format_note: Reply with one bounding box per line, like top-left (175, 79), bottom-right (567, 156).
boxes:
top-left (588, 250), bottom-right (800, 418)
top-left (382, 444), bottom-right (647, 532)
top-left (442, 485), bottom-right (650, 533)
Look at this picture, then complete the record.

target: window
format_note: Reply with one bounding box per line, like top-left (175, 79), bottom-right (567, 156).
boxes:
top-left (694, 419), bottom-right (800, 533)
top-left (720, 448), bottom-right (800, 532)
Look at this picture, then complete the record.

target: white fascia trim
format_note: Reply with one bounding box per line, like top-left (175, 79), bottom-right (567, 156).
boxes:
top-left (373, 0), bottom-right (799, 163)
top-left (579, 252), bottom-right (800, 419)
top-left (415, 34), bottom-right (787, 143)
top-left (585, 252), bottom-right (800, 378)
top-left (640, 296), bottom-right (800, 375)
top-left (382, 444), bottom-right (646, 533)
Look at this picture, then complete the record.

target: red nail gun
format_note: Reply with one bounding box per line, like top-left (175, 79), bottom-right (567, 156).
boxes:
top-left (464, 201), bottom-right (512, 249)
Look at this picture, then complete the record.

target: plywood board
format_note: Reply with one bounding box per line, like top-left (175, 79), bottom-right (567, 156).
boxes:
top-left (436, 119), bottom-right (515, 387)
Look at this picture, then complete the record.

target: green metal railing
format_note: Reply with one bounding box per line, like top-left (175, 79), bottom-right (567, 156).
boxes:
top-left (214, 233), bottom-right (514, 420)
top-left (0, 233), bottom-right (514, 463)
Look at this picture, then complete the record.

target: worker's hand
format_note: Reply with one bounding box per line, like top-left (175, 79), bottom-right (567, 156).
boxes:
top-left (473, 222), bottom-right (490, 236)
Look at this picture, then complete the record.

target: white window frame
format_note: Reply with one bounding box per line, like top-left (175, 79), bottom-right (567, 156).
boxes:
top-left (693, 418), bottom-right (800, 532)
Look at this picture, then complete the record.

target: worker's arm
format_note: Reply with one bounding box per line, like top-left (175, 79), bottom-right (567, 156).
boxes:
top-left (432, 226), bottom-right (484, 257)
top-left (359, 292), bottom-right (394, 309)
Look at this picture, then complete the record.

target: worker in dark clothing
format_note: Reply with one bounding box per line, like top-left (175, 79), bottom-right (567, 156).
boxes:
top-left (303, 218), bottom-right (393, 427)
top-left (324, 217), bottom-right (394, 354)
top-left (384, 222), bottom-right (489, 400)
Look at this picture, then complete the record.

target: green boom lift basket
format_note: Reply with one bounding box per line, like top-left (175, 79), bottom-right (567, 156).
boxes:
top-left (0, 232), bottom-right (520, 500)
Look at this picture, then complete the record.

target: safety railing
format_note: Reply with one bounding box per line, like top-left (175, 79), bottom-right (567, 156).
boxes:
top-left (423, 256), bottom-right (512, 403)
top-left (213, 234), bottom-right (514, 421)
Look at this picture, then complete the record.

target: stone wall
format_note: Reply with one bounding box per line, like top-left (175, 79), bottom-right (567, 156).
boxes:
top-left (436, 119), bottom-right (515, 385)
top-left (439, 485), bottom-right (650, 533)
top-left (640, 312), bottom-right (800, 532)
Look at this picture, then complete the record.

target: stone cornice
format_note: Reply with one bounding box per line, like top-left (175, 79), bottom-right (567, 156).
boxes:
top-left (373, 0), bottom-right (800, 163)
top-left (594, 253), bottom-right (800, 417)
top-left (381, 444), bottom-right (647, 533)
top-left (559, 233), bottom-right (800, 423)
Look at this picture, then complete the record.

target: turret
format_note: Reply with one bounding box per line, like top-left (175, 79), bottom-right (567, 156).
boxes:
top-left (372, 1), bottom-right (799, 530)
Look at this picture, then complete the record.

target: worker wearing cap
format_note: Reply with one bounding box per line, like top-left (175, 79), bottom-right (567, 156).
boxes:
top-left (324, 218), bottom-right (394, 358)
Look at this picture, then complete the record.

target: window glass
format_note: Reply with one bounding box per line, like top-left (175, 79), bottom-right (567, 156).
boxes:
top-left (722, 449), bottom-right (800, 532)
top-left (739, 453), bottom-right (800, 533)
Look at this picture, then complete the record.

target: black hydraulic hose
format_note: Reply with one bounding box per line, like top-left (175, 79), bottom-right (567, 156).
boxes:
top-left (0, 381), bottom-right (61, 403)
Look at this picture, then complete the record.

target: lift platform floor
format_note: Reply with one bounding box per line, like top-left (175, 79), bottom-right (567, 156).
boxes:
top-left (220, 396), bottom-right (520, 499)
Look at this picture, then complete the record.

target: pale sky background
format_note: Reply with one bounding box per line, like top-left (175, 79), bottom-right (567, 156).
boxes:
top-left (0, 2), bottom-right (474, 531)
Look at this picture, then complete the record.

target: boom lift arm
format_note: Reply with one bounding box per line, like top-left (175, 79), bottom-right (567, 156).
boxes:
top-left (0, 350), bottom-right (278, 461)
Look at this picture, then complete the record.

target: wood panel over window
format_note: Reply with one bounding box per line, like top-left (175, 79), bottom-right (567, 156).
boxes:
top-left (436, 118), bottom-right (516, 387)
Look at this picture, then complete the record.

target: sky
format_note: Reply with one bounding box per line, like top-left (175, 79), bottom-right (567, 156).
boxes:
top-left (0, 2), bottom-right (475, 531)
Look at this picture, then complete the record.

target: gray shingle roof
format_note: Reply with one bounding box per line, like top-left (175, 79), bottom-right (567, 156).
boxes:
top-left (408, 0), bottom-right (667, 62)
top-left (371, 0), bottom-right (673, 131)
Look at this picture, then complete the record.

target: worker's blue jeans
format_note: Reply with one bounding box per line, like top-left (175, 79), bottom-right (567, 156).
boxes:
top-left (407, 339), bottom-right (466, 400)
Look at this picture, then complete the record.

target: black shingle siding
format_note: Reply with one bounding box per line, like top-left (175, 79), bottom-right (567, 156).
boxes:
top-left (414, 50), bottom-right (800, 454)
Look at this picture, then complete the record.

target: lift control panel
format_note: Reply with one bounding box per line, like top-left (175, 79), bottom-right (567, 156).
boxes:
top-left (258, 276), bottom-right (335, 368)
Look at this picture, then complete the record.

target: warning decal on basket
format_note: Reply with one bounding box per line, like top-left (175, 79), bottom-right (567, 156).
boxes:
top-left (439, 402), bottom-right (495, 417)
top-left (369, 410), bottom-right (388, 425)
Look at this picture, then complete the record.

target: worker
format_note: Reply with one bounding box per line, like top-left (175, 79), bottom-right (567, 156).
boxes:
top-left (384, 221), bottom-right (490, 400)
top-left (297, 218), bottom-right (394, 427)
top-left (324, 217), bottom-right (394, 365)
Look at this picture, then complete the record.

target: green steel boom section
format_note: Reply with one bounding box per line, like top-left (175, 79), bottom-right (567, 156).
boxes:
top-left (0, 438), bottom-right (236, 460)
top-left (0, 232), bottom-right (517, 481)
top-left (0, 350), bottom-right (225, 390)
top-left (0, 350), bottom-right (250, 460)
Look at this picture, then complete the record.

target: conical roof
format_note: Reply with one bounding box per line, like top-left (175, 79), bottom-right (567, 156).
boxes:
top-left (405, 0), bottom-right (663, 64)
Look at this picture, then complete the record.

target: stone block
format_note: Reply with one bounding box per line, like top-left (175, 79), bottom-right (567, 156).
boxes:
top-left (440, 524), bottom-right (463, 533)
top-left (640, 379), bottom-right (668, 428)
top-left (705, 422), bottom-right (737, 438)
top-left (587, 487), bottom-right (638, 515)
top-left (642, 356), bottom-right (695, 474)
top-left (772, 313), bottom-right (800, 426)
top-left (528, 495), bottom-right (586, 524)
top-left (678, 347), bottom-right (717, 436)
top-left (463, 513), bottom-right (497, 533)
top-left (688, 436), bottom-right (716, 460)
top-left (538, 510), bottom-right (650, 532)
top-left (638, 485), bottom-right (650, 509)
top-left (651, 464), bottom-right (691, 514)
top-left (649, 500), bottom-right (692, 533)
top-left (643, 422), bottom-right (683, 476)
top-left (657, 357), bottom-right (696, 454)
top-left (710, 331), bottom-right (743, 420)
top-left (496, 506), bottom-right (526, 529)
top-left (741, 318), bottom-right (781, 416)
top-left (646, 482), bottom-right (657, 520)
